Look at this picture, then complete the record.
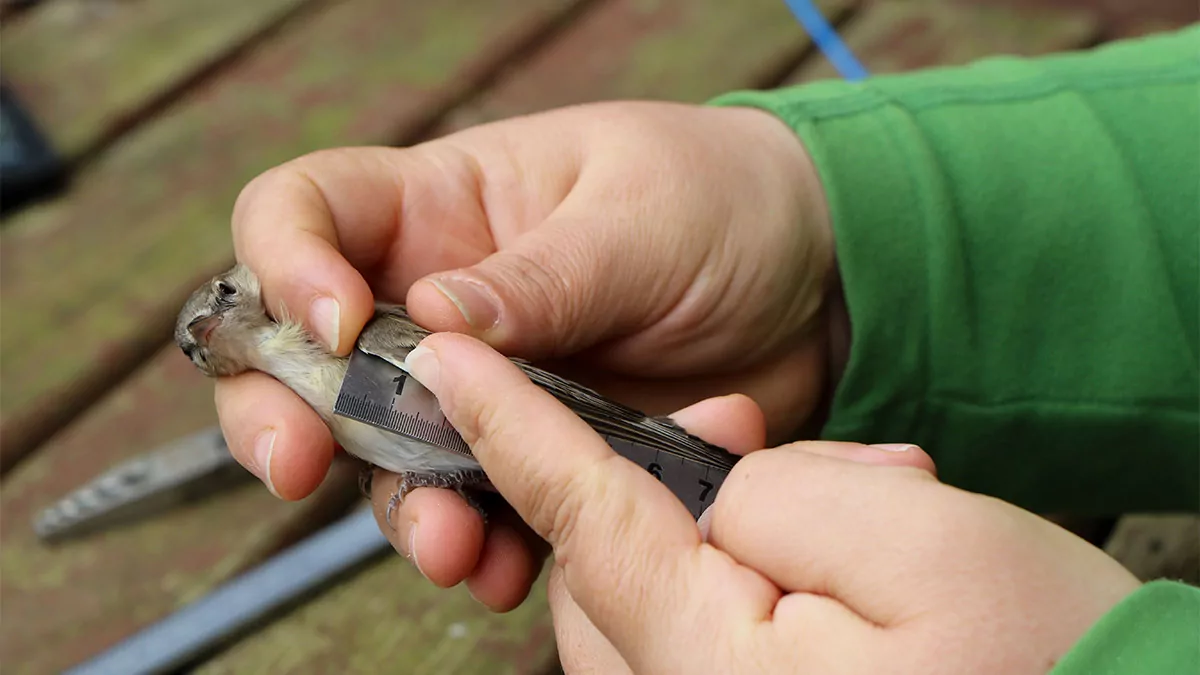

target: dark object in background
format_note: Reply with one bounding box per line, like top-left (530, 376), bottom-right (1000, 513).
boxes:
top-left (1, 80), bottom-right (67, 216)
top-left (0, 0), bottom-right (46, 18)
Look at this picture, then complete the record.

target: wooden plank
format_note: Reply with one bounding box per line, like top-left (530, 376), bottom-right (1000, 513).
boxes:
top-left (196, 559), bottom-right (557, 674)
top-left (0, 0), bottom-right (320, 161)
top-left (784, 0), bottom-right (1101, 84)
top-left (978, 0), bottom-right (1198, 39)
top-left (0, 344), bottom-right (362, 674)
top-left (1105, 514), bottom-right (1200, 585)
top-left (431, 0), bottom-right (858, 135)
top-left (0, 0), bottom-right (591, 473)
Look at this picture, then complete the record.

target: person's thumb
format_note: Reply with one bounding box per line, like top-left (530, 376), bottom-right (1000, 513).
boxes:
top-left (405, 212), bottom-right (697, 361)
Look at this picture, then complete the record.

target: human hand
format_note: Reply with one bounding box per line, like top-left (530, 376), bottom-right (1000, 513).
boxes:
top-left (398, 332), bottom-right (1140, 674)
top-left (214, 101), bottom-right (836, 607)
top-left (403, 333), bottom-right (1142, 667)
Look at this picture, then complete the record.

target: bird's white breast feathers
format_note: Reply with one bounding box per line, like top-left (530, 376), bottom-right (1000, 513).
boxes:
top-left (253, 321), bottom-right (481, 475)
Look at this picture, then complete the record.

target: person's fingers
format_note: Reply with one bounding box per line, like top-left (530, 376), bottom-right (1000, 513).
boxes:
top-left (665, 393), bottom-right (766, 455)
top-left (548, 565), bottom-right (633, 675)
top-left (696, 441), bottom-right (935, 542)
top-left (402, 332), bottom-right (698, 539)
top-left (231, 145), bottom-right (500, 354)
top-left (369, 472), bottom-right (547, 608)
top-left (401, 333), bottom-right (777, 671)
top-left (704, 443), bottom-right (947, 626)
top-left (232, 150), bottom-right (382, 354)
top-left (405, 208), bottom-right (687, 361)
top-left (406, 103), bottom-right (825, 379)
top-left (802, 441), bottom-right (937, 475)
top-left (369, 472), bottom-right (485, 588)
top-left (214, 371), bottom-right (334, 500)
top-left (407, 106), bottom-right (725, 365)
top-left (464, 508), bottom-right (549, 612)
top-left (368, 393), bottom-right (760, 610)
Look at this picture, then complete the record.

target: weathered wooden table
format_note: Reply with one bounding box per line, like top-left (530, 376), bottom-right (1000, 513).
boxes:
top-left (2, 1), bottom-right (1195, 672)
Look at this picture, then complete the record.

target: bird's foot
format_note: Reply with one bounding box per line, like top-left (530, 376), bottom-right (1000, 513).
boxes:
top-left (357, 462), bottom-right (375, 499)
top-left (385, 469), bottom-right (491, 527)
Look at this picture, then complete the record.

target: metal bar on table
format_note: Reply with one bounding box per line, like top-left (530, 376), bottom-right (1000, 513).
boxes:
top-left (62, 506), bottom-right (391, 675)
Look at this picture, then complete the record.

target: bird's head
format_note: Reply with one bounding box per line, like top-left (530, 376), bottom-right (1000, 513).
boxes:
top-left (175, 264), bottom-right (274, 377)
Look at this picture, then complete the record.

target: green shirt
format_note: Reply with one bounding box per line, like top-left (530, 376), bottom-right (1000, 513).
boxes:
top-left (711, 25), bottom-right (1200, 674)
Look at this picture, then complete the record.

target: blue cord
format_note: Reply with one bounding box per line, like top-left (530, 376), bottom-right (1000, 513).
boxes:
top-left (782, 0), bottom-right (869, 81)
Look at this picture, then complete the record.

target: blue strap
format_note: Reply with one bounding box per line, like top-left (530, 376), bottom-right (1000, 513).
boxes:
top-left (782, 0), bottom-right (869, 81)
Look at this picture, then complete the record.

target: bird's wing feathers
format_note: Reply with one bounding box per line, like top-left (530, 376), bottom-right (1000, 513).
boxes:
top-left (357, 304), bottom-right (739, 472)
top-left (356, 304), bottom-right (429, 359)
top-left (516, 362), bottom-right (740, 471)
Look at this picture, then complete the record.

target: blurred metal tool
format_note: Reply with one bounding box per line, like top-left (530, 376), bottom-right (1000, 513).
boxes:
top-left (1, 79), bottom-right (69, 216)
top-left (62, 505), bottom-right (389, 675)
top-left (32, 426), bottom-right (251, 542)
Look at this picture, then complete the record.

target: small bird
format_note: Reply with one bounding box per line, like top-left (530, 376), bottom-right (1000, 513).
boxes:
top-left (175, 264), bottom-right (737, 522)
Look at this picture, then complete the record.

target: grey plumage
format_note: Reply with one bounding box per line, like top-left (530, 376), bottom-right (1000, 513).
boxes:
top-left (175, 264), bottom-right (739, 510)
top-left (359, 305), bottom-right (739, 471)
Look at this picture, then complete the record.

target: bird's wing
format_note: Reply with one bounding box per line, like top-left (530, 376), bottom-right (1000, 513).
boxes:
top-left (357, 304), bottom-right (739, 472)
top-left (355, 303), bottom-right (429, 361)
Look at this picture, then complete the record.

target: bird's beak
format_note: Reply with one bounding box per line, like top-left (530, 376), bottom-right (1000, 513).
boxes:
top-left (187, 312), bottom-right (223, 345)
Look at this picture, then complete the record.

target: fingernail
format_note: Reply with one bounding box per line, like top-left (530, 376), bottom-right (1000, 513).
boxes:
top-left (430, 277), bottom-right (500, 331)
top-left (253, 429), bottom-right (279, 496)
top-left (309, 296), bottom-right (341, 352)
top-left (389, 505), bottom-right (424, 574)
top-left (467, 586), bottom-right (484, 605)
top-left (871, 443), bottom-right (918, 453)
top-left (407, 523), bottom-right (427, 579)
top-left (697, 505), bottom-right (714, 542)
top-left (404, 345), bottom-right (441, 391)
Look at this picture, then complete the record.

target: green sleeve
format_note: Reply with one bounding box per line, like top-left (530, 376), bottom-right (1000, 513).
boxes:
top-left (710, 27), bottom-right (1200, 514)
top-left (1052, 580), bottom-right (1200, 674)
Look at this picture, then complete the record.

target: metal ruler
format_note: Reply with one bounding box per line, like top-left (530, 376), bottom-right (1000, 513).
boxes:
top-left (334, 349), bottom-right (731, 518)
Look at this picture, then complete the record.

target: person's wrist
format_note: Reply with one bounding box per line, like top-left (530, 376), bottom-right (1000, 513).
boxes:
top-left (719, 105), bottom-right (844, 428)
top-left (778, 114), bottom-right (848, 410)
top-left (717, 104), bottom-right (835, 308)
top-left (688, 104), bottom-right (836, 441)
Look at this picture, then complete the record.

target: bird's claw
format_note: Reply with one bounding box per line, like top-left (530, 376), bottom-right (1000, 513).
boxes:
top-left (357, 464), bottom-right (374, 499)
top-left (385, 491), bottom-right (403, 529)
top-left (383, 469), bottom-right (490, 529)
